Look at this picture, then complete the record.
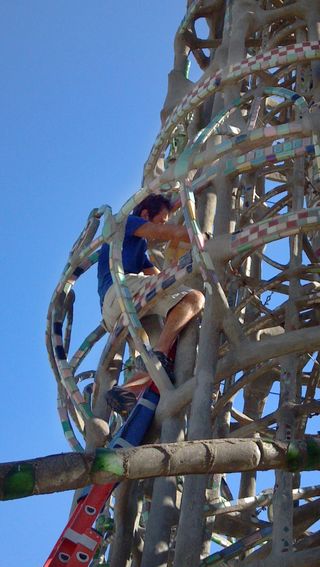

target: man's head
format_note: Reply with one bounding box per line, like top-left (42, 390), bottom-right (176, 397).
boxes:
top-left (132, 194), bottom-right (172, 224)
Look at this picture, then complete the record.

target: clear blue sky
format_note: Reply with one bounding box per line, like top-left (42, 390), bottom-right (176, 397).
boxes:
top-left (0, 2), bottom-right (185, 564)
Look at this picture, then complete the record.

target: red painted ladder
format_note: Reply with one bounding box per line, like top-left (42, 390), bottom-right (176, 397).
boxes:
top-left (44, 383), bottom-right (160, 566)
top-left (44, 483), bottom-right (114, 566)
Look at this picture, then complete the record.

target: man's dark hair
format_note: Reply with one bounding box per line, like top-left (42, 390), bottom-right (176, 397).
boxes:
top-left (132, 194), bottom-right (172, 220)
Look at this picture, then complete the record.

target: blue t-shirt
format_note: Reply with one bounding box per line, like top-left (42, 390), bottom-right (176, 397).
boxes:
top-left (97, 215), bottom-right (153, 307)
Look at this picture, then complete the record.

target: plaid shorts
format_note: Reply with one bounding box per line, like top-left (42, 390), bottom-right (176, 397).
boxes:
top-left (102, 273), bottom-right (190, 332)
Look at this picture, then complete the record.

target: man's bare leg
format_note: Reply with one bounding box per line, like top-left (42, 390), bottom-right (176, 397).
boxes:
top-left (120, 290), bottom-right (204, 393)
top-left (155, 290), bottom-right (204, 356)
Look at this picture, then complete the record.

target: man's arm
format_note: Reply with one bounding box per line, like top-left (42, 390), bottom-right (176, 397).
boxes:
top-left (143, 266), bottom-right (160, 275)
top-left (133, 222), bottom-right (190, 246)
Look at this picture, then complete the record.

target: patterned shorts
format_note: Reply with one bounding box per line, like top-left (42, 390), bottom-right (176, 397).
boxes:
top-left (102, 273), bottom-right (190, 332)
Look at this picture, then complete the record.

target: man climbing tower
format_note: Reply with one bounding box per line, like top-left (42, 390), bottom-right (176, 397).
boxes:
top-left (98, 193), bottom-right (206, 413)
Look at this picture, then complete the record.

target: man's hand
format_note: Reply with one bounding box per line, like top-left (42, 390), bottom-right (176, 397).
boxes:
top-left (134, 222), bottom-right (190, 245)
top-left (134, 221), bottom-right (212, 248)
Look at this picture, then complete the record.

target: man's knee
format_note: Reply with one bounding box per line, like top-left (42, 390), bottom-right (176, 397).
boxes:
top-left (185, 289), bottom-right (205, 313)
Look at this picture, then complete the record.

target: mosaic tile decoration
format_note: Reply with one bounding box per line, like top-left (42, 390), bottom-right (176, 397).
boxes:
top-left (180, 179), bottom-right (219, 291)
top-left (144, 41), bottom-right (320, 177)
top-left (231, 207), bottom-right (320, 256)
top-left (171, 85), bottom-right (309, 180)
top-left (179, 122), bottom-right (307, 183)
top-left (192, 136), bottom-right (317, 192)
top-left (47, 253), bottom-right (101, 399)
top-left (46, 207), bottom-right (108, 448)
top-left (69, 325), bottom-right (106, 372)
top-left (51, 317), bottom-right (93, 421)
top-left (200, 526), bottom-right (271, 565)
top-left (57, 395), bottom-right (83, 453)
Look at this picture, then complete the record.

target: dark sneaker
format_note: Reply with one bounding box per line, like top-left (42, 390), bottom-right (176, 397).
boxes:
top-left (135, 350), bottom-right (175, 384)
top-left (105, 386), bottom-right (137, 416)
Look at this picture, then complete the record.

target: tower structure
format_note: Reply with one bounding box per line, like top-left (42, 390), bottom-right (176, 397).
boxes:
top-left (46, 1), bottom-right (320, 566)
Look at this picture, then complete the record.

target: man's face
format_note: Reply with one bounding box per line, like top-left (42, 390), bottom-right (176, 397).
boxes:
top-left (151, 207), bottom-right (169, 225)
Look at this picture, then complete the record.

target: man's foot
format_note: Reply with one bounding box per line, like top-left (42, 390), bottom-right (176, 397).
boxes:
top-left (106, 351), bottom-right (174, 416)
top-left (105, 386), bottom-right (137, 416)
top-left (135, 350), bottom-right (175, 383)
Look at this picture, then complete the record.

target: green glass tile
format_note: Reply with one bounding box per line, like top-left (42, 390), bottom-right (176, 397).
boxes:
top-left (3, 464), bottom-right (35, 500)
top-left (92, 448), bottom-right (124, 477)
top-left (293, 138), bottom-right (303, 149)
top-left (237, 243), bottom-right (252, 254)
top-left (278, 124), bottom-right (290, 135)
